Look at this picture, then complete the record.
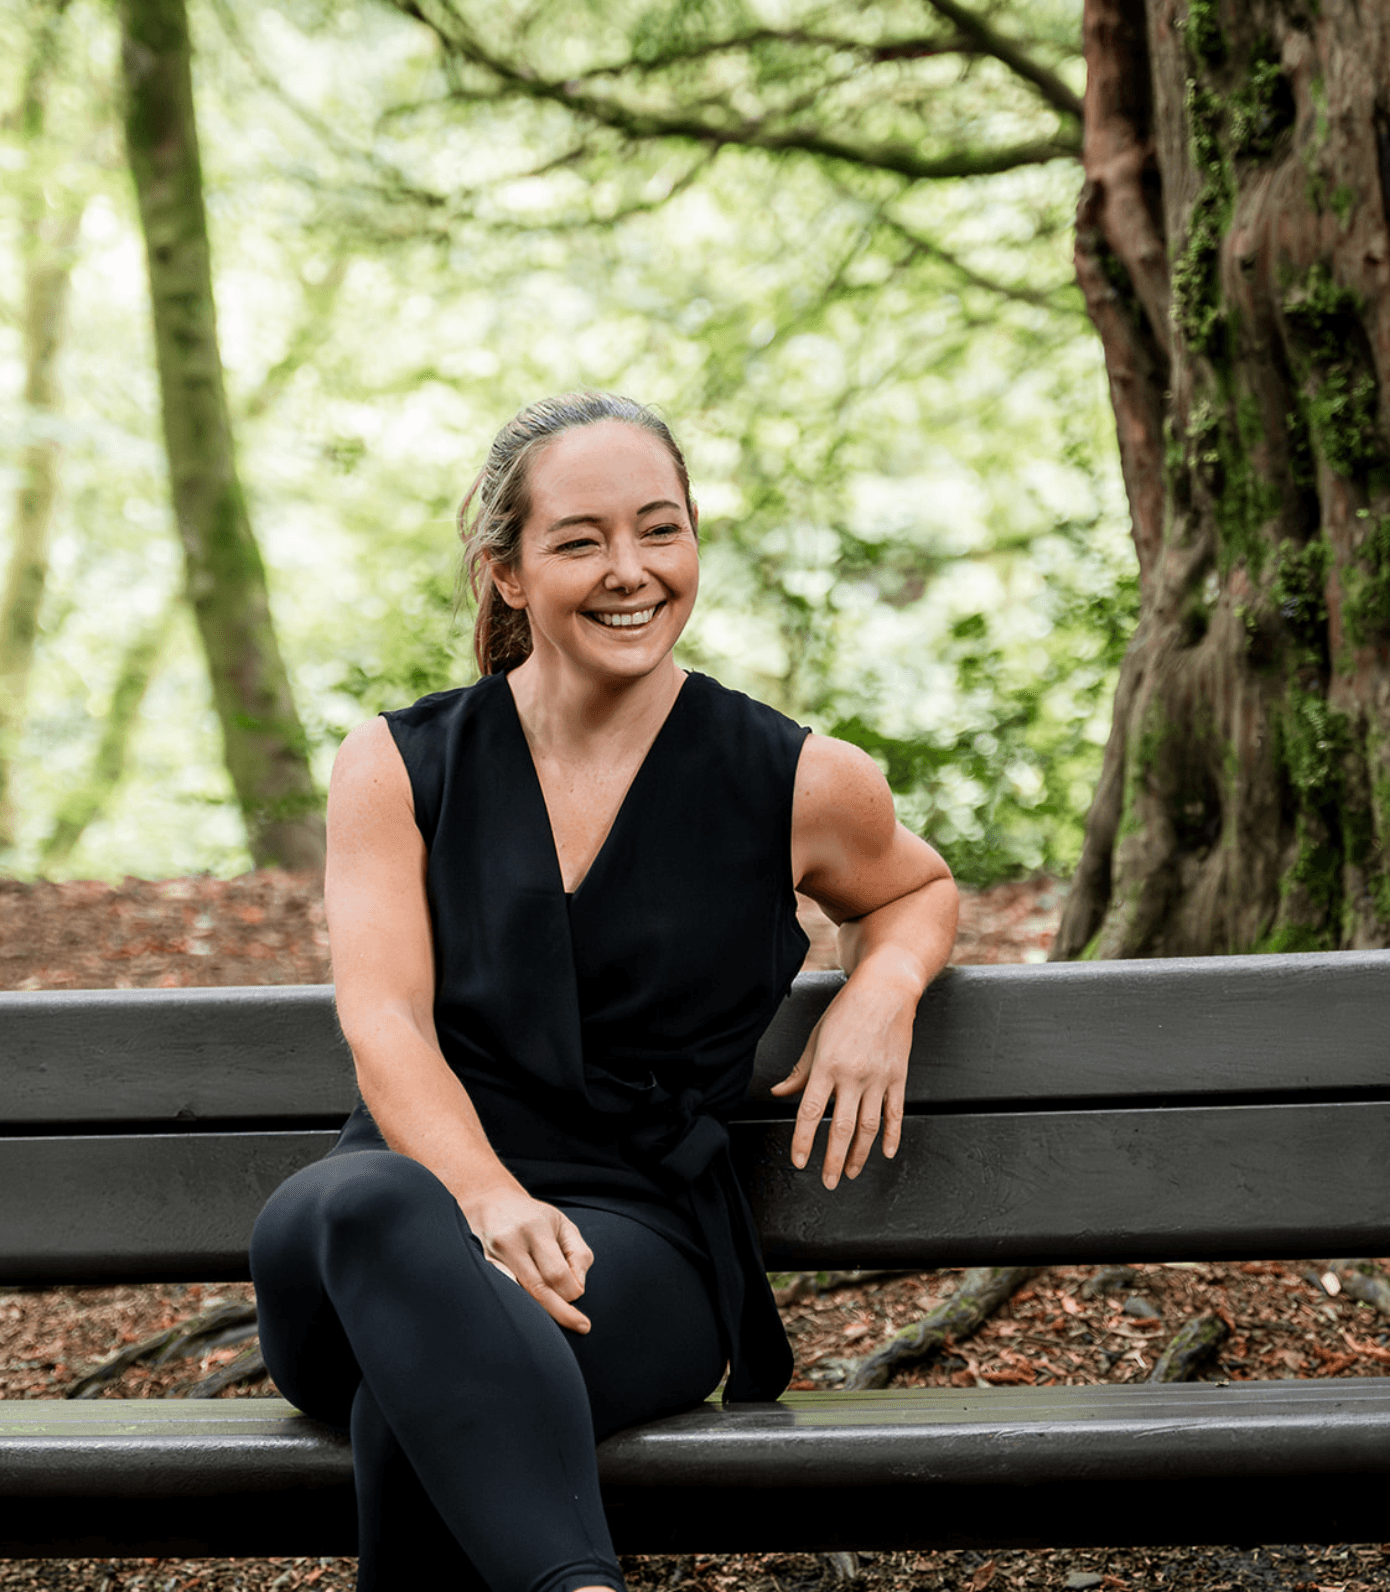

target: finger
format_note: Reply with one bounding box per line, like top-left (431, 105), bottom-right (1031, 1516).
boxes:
top-left (768, 1053), bottom-right (811, 1098)
top-left (534, 1283), bottom-right (592, 1334)
top-left (883, 1079), bottom-right (906, 1160)
top-left (819, 1087), bottom-right (864, 1190)
top-left (770, 1022), bottom-right (822, 1098)
top-left (557, 1217), bottom-right (594, 1289)
top-left (487, 1256), bottom-right (519, 1285)
top-left (533, 1241), bottom-right (586, 1303)
top-left (510, 1254), bottom-right (592, 1333)
top-left (790, 1085), bottom-right (830, 1170)
top-left (842, 1098), bottom-right (882, 1181)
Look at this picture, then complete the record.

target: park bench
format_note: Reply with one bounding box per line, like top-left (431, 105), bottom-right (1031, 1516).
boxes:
top-left (2, 951), bottom-right (1389, 1560)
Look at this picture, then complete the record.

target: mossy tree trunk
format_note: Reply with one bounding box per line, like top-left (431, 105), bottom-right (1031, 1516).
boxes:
top-left (0, 0), bottom-right (79, 853)
top-left (117, 0), bottom-right (324, 871)
top-left (1056, 0), bottom-right (1390, 958)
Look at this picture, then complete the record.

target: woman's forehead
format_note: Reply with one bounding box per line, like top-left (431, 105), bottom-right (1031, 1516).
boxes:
top-left (528, 421), bottom-right (685, 518)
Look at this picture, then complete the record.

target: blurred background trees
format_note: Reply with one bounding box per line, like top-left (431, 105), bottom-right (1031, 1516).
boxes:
top-left (1, 0), bottom-right (1131, 891)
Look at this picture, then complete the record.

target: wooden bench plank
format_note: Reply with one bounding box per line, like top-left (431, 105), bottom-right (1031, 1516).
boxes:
top-left (745, 1100), bottom-right (1390, 1266)
top-left (0, 1131), bottom-right (334, 1282)
top-left (748, 953), bottom-right (1390, 1104)
top-left (6, 951), bottom-right (1390, 1126)
top-left (3, 1383), bottom-right (1389, 1555)
top-left (5, 1099), bottom-right (1388, 1281)
top-left (0, 986), bottom-right (354, 1123)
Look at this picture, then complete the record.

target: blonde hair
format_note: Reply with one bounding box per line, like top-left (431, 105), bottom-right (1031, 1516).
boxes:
top-left (460, 392), bottom-right (694, 676)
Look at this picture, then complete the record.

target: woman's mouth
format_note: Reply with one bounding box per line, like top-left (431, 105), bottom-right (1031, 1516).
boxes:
top-left (587, 603), bottom-right (662, 629)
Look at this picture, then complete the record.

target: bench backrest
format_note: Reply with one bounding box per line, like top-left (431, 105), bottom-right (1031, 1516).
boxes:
top-left (3, 952), bottom-right (1389, 1282)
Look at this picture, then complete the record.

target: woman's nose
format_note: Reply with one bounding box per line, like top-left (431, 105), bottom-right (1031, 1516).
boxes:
top-left (604, 532), bottom-right (646, 590)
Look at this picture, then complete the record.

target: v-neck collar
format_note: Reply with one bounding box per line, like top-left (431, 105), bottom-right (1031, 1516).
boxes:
top-left (501, 671), bottom-right (696, 901)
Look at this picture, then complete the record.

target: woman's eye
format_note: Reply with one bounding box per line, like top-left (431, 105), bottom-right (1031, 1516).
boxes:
top-left (644, 523), bottom-right (681, 538)
top-left (556, 537), bottom-right (598, 553)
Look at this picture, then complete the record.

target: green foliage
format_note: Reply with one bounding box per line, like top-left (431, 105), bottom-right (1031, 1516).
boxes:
top-left (1281, 684), bottom-right (1348, 804)
top-left (1255, 922), bottom-right (1332, 954)
top-left (1270, 535), bottom-right (1328, 652)
top-left (1190, 388), bottom-right (1277, 574)
top-left (1341, 515), bottom-right (1390, 646)
top-left (1228, 51), bottom-right (1294, 161)
top-left (1282, 265), bottom-right (1385, 479)
top-left (1183, 0), bottom-right (1226, 66)
top-left (1173, 81), bottom-right (1230, 356)
top-left (830, 540), bottom-right (1139, 885)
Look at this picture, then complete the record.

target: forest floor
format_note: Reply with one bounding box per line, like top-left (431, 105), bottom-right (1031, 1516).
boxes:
top-left (1, 872), bottom-right (1388, 1591)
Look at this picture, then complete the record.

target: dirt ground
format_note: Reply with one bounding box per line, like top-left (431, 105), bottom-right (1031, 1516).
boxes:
top-left (2, 871), bottom-right (1388, 1591)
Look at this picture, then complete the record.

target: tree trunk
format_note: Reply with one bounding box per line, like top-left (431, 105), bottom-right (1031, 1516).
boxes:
top-left (116, 0), bottom-right (324, 871)
top-left (1056, 0), bottom-right (1390, 958)
top-left (40, 600), bottom-right (176, 869)
top-left (0, 0), bottom-right (79, 853)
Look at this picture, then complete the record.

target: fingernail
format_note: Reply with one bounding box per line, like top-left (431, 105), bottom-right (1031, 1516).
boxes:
top-left (792, 1154), bottom-right (805, 1169)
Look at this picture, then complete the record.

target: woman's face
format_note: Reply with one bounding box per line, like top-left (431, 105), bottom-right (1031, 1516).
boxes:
top-left (491, 420), bottom-right (699, 684)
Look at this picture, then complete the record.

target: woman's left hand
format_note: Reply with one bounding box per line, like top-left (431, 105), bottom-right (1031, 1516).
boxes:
top-left (769, 961), bottom-right (918, 1188)
top-left (780, 734), bottom-right (959, 1187)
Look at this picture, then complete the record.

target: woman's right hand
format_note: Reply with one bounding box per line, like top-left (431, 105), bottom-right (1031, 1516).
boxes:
top-left (464, 1188), bottom-right (595, 1333)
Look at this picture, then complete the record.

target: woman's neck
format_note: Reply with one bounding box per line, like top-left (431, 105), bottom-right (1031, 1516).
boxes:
top-left (503, 652), bottom-right (686, 764)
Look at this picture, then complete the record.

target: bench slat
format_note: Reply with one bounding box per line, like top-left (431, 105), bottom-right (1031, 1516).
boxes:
top-left (5, 1099), bottom-right (1388, 1282)
top-left (5, 951), bottom-right (1390, 1127)
top-left (3, 1384), bottom-right (1388, 1554)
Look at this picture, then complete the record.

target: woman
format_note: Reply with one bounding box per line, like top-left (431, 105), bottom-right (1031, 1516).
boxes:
top-left (250, 392), bottom-right (958, 1592)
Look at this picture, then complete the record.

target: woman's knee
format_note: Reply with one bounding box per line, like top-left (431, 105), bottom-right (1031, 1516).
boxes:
top-left (253, 1150), bottom-right (456, 1285)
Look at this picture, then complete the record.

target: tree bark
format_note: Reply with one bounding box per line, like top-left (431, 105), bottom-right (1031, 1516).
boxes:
top-left (116, 0), bottom-right (324, 871)
top-left (0, 0), bottom-right (79, 853)
top-left (1056, 0), bottom-right (1390, 958)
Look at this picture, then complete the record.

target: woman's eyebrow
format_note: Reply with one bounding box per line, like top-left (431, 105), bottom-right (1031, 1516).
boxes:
top-left (543, 499), bottom-right (685, 534)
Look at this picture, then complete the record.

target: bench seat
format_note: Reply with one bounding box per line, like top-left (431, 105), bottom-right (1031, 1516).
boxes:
top-left (3, 1380), bottom-right (1390, 1556)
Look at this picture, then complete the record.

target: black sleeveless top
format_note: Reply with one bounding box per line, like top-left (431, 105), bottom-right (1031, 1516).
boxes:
top-left (338, 669), bottom-right (809, 1401)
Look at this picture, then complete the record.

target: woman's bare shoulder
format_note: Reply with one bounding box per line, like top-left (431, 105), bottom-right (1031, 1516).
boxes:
top-left (792, 733), bottom-right (949, 919)
top-left (331, 717), bottom-right (411, 797)
top-left (327, 717), bottom-right (417, 853)
top-left (793, 733), bottom-right (897, 848)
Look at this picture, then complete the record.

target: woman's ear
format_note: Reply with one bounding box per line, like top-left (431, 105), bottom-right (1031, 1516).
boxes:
top-left (487, 556), bottom-right (527, 611)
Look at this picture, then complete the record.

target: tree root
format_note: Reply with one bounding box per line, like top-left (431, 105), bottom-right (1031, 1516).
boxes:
top-left (818, 1550), bottom-right (861, 1582)
top-left (1148, 1314), bottom-right (1229, 1383)
top-left (1329, 1259), bottom-right (1390, 1315)
top-left (65, 1301), bottom-right (259, 1399)
top-left (180, 1340), bottom-right (269, 1398)
top-left (844, 1266), bottom-right (1039, 1391)
top-left (771, 1269), bottom-right (916, 1307)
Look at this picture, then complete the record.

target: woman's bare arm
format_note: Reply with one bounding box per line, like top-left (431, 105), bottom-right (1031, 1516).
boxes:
top-left (774, 734), bottom-right (958, 1189)
top-left (326, 717), bottom-right (594, 1331)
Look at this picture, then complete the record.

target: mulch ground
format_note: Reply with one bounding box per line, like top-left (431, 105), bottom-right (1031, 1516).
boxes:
top-left (2, 871), bottom-right (1388, 1590)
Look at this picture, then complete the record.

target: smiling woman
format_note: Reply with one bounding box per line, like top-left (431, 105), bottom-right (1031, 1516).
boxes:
top-left (248, 392), bottom-right (959, 1592)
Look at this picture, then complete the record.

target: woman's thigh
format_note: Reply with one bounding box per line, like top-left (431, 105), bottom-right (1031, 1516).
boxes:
top-left (252, 1150), bottom-right (725, 1438)
top-left (555, 1205), bottom-right (726, 1440)
top-left (250, 1147), bottom-right (460, 1425)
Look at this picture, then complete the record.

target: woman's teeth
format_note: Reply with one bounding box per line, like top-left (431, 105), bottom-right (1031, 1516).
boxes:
top-left (593, 606), bottom-right (657, 628)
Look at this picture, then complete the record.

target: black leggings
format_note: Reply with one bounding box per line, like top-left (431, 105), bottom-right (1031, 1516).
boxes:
top-left (249, 1147), bottom-right (726, 1592)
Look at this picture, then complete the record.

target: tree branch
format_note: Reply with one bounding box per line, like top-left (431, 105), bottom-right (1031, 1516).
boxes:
top-left (393, 2), bottom-right (1082, 180)
top-left (878, 208), bottom-right (1084, 312)
top-left (922, 0), bottom-right (1085, 122)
